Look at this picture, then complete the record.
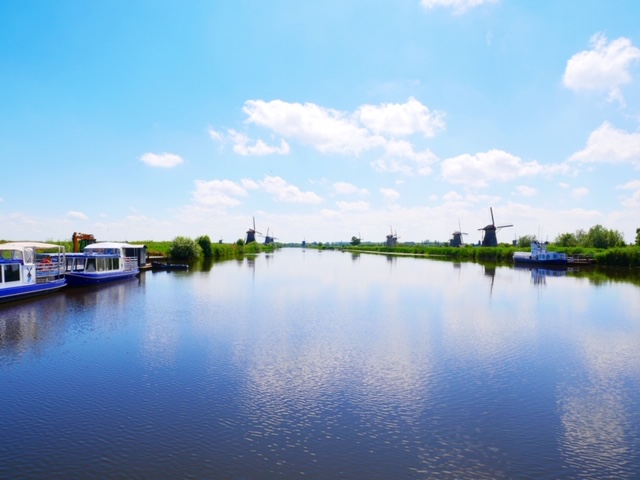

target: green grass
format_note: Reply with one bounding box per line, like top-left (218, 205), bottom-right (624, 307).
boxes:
top-left (45, 239), bottom-right (277, 260)
top-left (344, 244), bottom-right (640, 267)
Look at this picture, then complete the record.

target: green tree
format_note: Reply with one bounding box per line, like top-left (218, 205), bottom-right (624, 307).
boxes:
top-left (584, 225), bottom-right (625, 248)
top-left (350, 236), bottom-right (361, 246)
top-left (517, 235), bottom-right (537, 248)
top-left (554, 232), bottom-right (578, 247)
top-left (169, 236), bottom-right (202, 259)
top-left (196, 235), bottom-right (213, 258)
top-left (575, 229), bottom-right (587, 246)
top-left (606, 228), bottom-right (625, 247)
top-left (635, 227), bottom-right (640, 246)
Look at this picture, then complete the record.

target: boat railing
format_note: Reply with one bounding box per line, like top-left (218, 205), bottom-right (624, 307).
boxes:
top-left (36, 257), bottom-right (66, 282)
top-left (123, 257), bottom-right (138, 271)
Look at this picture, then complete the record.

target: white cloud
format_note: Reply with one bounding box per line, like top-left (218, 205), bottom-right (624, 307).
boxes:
top-left (239, 98), bottom-right (444, 172)
top-left (192, 179), bottom-right (247, 207)
top-left (241, 178), bottom-right (260, 190)
top-left (208, 127), bottom-right (223, 142)
top-left (67, 211), bottom-right (88, 220)
top-left (380, 188), bottom-right (400, 202)
top-left (617, 180), bottom-right (640, 190)
top-left (443, 191), bottom-right (464, 202)
top-left (380, 140), bottom-right (439, 175)
top-left (355, 97), bottom-right (445, 138)
top-left (210, 98), bottom-right (447, 176)
top-left (441, 149), bottom-right (562, 187)
top-left (569, 122), bottom-right (640, 167)
top-left (514, 185), bottom-right (537, 197)
top-left (228, 129), bottom-right (290, 156)
top-left (257, 176), bottom-right (323, 204)
top-left (571, 187), bottom-right (590, 199)
top-left (420, 0), bottom-right (499, 15)
top-left (139, 152), bottom-right (184, 168)
top-left (371, 158), bottom-right (414, 175)
top-left (336, 200), bottom-right (370, 212)
top-left (563, 33), bottom-right (640, 104)
top-left (243, 99), bottom-right (383, 156)
top-left (332, 182), bottom-right (370, 196)
top-left (558, 182), bottom-right (570, 188)
top-left (616, 180), bottom-right (640, 208)
top-left (320, 209), bottom-right (341, 219)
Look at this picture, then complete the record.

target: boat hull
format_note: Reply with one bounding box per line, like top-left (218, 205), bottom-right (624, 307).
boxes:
top-left (0, 279), bottom-right (66, 303)
top-left (513, 257), bottom-right (568, 266)
top-left (65, 270), bottom-right (139, 287)
top-left (151, 262), bottom-right (188, 271)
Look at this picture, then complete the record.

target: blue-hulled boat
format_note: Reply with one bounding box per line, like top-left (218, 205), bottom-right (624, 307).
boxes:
top-left (513, 241), bottom-right (567, 266)
top-left (0, 242), bottom-right (66, 303)
top-left (65, 242), bottom-right (145, 287)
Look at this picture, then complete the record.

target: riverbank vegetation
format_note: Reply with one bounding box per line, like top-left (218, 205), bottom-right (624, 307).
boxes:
top-left (335, 224), bottom-right (640, 268)
top-left (342, 244), bottom-right (640, 267)
top-left (41, 236), bottom-right (276, 261)
top-left (153, 236), bottom-right (276, 260)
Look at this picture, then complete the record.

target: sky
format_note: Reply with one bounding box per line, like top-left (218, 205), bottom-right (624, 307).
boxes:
top-left (1, 0), bottom-right (640, 245)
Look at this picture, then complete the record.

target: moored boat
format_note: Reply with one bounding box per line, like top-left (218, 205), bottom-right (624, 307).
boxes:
top-left (0, 242), bottom-right (66, 303)
top-left (151, 261), bottom-right (189, 271)
top-left (65, 242), bottom-right (145, 287)
top-left (513, 241), bottom-right (567, 266)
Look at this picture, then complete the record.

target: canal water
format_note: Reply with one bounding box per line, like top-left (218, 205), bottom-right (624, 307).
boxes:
top-left (1, 248), bottom-right (639, 479)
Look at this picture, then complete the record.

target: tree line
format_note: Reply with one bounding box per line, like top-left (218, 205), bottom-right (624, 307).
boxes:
top-left (516, 225), bottom-right (637, 249)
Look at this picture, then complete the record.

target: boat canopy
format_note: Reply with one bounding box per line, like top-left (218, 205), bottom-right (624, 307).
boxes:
top-left (0, 242), bottom-right (64, 250)
top-left (84, 242), bottom-right (145, 250)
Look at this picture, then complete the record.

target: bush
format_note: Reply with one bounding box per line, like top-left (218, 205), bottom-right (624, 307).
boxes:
top-left (169, 236), bottom-right (202, 259)
top-left (196, 235), bottom-right (213, 258)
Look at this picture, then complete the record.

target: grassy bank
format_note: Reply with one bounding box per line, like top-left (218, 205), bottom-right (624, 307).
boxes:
top-left (344, 244), bottom-right (640, 267)
top-left (135, 240), bottom-right (276, 259)
top-left (47, 239), bottom-right (275, 260)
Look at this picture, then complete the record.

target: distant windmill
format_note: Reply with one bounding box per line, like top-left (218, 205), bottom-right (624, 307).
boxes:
top-left (478, 207), bottom-right (513, 247)
top-left (301, 237), bottom-right (306, 248)
top-left (263, 228), bottom-right (278, 245)
top-left (245, 217), bottom-right (262, 244)
top-left (450, 220), bottom-right (468, 247)
top-left (385, 226), bottom-right (399, 247)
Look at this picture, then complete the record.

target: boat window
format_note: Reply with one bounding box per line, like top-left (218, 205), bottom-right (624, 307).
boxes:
top-left (86, 258), bottom-right (96, 272)
top-left (3, 264), bottom-right (20, 283)
top-left (24, 248), bottom-right (34, 264)
top-left (113, 258), bottom-right (120, 270)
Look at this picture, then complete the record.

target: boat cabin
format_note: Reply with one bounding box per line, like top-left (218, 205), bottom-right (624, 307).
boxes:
top-left (66, 242), bottom-right (146, 273)
top-left (0, 242), bottom-right (66, 302)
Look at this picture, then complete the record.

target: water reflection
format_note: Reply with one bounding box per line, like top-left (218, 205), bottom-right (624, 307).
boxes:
top-left (514, 265), bottom-right (568, 286)
top-left (558, 326), bottom-right (640, 478)
top-left (2, 250), bottom-right (640, 479)
top-left (0, 278), bottom-right (142, 365)
top-left (0, 295), bottom-right (68, 364)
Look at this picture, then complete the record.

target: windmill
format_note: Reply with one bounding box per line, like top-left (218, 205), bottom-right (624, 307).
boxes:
top-left (245, 217), bottom-right (262, 244)
top-left (263, 228), bottom-right (278, 245)
top-left (478, 207), bottom-right (513, 247)
top-left (385, 226), bottom-right (399, 247)
top-left (449, 220), bottom-right (468, 247)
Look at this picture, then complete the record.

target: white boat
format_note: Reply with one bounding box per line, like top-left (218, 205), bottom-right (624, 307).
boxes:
top-left (513, 241), bottom-right (567, 266)
top-left (65, 242), bottom-right (145, 287)
top-left (0, 242), bottom-right (66, 303)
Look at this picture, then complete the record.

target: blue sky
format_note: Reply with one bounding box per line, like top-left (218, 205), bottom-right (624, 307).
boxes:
top-left (2, 0), bottom-right (640, 245)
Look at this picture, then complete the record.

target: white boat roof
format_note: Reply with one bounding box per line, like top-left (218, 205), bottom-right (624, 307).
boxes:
top-left (84, 242), bottom-right (144, 249)
top-left (0, 241), bottom-right (64, 250)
